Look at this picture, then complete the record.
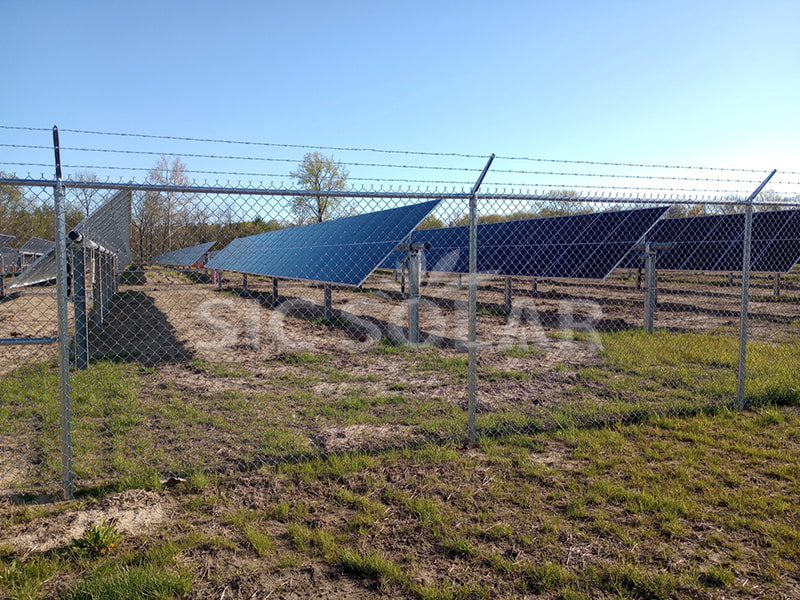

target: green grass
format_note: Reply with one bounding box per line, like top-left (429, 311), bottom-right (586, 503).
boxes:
top-left (2, 322), bottom-right (799, 597)
top-left (3, 327), bottom-right (798, 494)
top-left (2, 404), bottom-right (799, 598)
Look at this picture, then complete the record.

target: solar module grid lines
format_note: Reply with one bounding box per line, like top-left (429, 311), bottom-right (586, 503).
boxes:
top-left (624, 209), bottom-right (800, 273)
top-left (152, 241), bottom-right (217, 267)
top-left (72, 189), bottom-right (133, 268)
top-left (20, 236), bottom-right (55, 255)
top-left (206, 199), bottom-right (442, 287)
top-left (8, 190), bottom-right (133, 290)
top-left (383, 205), bottom-right (670, 280)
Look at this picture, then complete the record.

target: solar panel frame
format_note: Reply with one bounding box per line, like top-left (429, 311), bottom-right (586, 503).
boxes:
top-left (206, 199), bottom-right (442, 287)
top-left (153, 241), bottom-right (216, 267)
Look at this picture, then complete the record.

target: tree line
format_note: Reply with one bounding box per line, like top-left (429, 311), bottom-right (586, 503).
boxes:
top-left (2, 157), bottom-right (795, 265)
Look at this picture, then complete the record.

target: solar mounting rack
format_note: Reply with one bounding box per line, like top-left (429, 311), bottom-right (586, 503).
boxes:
top-left (0, 246), bottom-right (20, 268)
top-left (153, 241), bottom-right (216, 267)
top-left (382, 205), bottom-right (670, 280)
top-left (620, 209), bottom-right (800, 273)
top-left (206, 199), bottom-right (442, 287)
top-left (19, 236), bottom-right (55, 256)
top-left (8, 189), bottom-right (133, 289)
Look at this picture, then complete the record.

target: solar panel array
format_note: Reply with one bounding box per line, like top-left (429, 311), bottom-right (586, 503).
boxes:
top-left (206, 200), bottom-right (442, 287)
top-left (153, 241), bottom-right (216, 267)
top-left (622, 209), bottom-right (800, 273)
top-left (383, 206), bottom-right (670, 280)
top-left (20, 237), bottom-right (55, 256)
top-left (9, 190), bottom-right (133, 289)
top-left (0, 247), bottom-right (19, 272)
top-left (0, 234), bottom-right (15, 248)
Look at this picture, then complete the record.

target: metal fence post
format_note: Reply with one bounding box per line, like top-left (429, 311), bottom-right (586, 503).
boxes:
top-left (467, 155), bottom-right (494, 443)
top-left (737, 169), bottom-right (776, 409)
top-left (53, 126), bottom-right (73, 500)
top-left (644, 244), bottom-right (657, 333)
top-left (408, 249), bottom-right (421, 346)
top-left (72, 245), bottom-right (89, 369)
top-left (324, 283), bottom-right (333, 321)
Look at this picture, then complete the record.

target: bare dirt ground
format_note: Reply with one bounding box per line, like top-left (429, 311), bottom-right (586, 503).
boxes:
top-left (1, 267), bottom-right (798, 599)
top-left (1, 267), bottom-right (797, 495)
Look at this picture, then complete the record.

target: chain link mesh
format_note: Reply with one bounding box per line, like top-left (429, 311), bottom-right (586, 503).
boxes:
top-left (1, 178), bottom-right (799, 496)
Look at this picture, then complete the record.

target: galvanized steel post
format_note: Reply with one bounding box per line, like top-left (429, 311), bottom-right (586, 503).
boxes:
top-left (53, 126), bottom-right (74, 500)
top-left (467, 154), bottom-right (494, 443)
top-left (644, 244), bottom-right (657, 333)
top-left (408, 248), bottom-right (421, 346)
top-left (72, 245), bottom-right (89, 369)
top-left (324, 283), bottom-right (333, 321)
top-left (737, 170), bottom-right (776, 409)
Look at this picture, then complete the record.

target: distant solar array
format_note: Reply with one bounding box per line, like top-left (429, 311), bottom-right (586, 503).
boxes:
top-left (9, 190), bottom-right (133, 289)
top-left (153, 241), bottom-right (216, 267)
top-left (207, 200), bottom-right (442, 287)
top-left (0, 247), bottom-right (19, 271)
top-left (622, 209), bottom-right (800, 273)
top-left (19, 236), bottom-right (55, 256)
top-left (383, 206), bottom-right (670, 280)
top-left (0, 234), bottom-right (15, 248)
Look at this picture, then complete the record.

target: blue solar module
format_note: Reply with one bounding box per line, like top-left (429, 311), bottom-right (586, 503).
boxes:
top-left (382, 206), bottom-right (669, 279)
top-left (622, 209), bottom-right (800, 272)
top-left (206, 200), bottom-right (442, 286)
top-left (153, 241), bottom-right (216, 267)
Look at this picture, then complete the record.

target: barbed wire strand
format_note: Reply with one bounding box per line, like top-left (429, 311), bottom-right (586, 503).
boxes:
top-left (3, 124), bottom-right (797, 176)
top-left (3, 143), bottom-right (790, 187)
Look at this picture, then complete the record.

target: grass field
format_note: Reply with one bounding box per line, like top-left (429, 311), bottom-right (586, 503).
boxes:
top-left (1, 403), bottom-right (798, 599)
top-left (2, 267), bottom-right (799, 599)
top-left (1, 324), bottom-right (799, 598)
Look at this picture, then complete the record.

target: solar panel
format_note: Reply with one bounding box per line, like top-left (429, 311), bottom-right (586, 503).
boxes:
top-left (622, 209), bottom-right (800, 273)
top-left (153, 241), bottom-right (216, 267)
top-left (0, 246), bottom-right (20, 272)
top-left (20, 237), bottom-right (55, 255)
top-left (206, 199), bottom-right (442, 286)
top-left (0, 234), bottom-right (15, 248)
top-left (383, 206), bottom-right (669, 279)
top-left (9, 190), bottom-right (132, 289)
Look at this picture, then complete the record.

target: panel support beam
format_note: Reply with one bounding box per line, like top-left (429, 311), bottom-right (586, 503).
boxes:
top-left (324, 284), bottom-right (333, 322)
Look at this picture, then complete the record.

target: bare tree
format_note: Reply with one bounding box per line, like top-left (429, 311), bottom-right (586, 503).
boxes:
top-left (68, 170), bottom-right (107, 217)
top-left (131, 156), bottom-right (199, 260)
top-left (290, 152), bottom-right (349, 224)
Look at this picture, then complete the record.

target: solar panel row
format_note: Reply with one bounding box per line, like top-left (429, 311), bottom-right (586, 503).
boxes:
top-left (9, 190), bottom-right (133, 289)
top-left (383, 206), bottom-right (670, 280)
top-left (153, 241), bottom-right (216, 267)
top-left (622, 209), bottom-right (800, 273)
top-left (206, 200), bottom-right (443, 287)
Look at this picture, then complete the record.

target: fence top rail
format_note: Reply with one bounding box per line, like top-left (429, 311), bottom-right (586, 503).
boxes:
top-left (1, 177), bottom-right (798, 208)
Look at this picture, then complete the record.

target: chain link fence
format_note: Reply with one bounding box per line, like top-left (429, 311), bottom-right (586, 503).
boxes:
top-left (2, 164), bottom-right (799, 499)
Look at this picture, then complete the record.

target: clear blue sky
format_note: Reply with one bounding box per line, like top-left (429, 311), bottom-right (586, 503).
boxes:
top-left (2, 0), bottom-right (799, 197)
